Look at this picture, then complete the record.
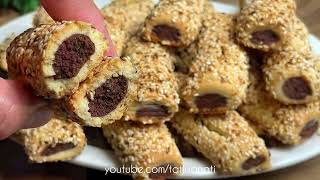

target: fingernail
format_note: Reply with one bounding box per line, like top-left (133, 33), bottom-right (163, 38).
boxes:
top-left (23, 105), bottom-right (53, 129)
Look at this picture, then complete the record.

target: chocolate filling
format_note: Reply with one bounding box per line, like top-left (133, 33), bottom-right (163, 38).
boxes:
top-left (242, 155), bottom-right (266, 170)
top-left (88, 75), bottom-right (128, 117)
top-left (53, 34), bottom-right (95, 79)
top-left (149, 164), bottom-right (175, 179)
top-left (300, 119), bottom-right (319, 138)
top-left (251, 30), bottom-right (280, 45)
top-left (195, 93), bottom-right (227, 110)
top-left (41, 142), bottom-right (75, 156)
top-left (282, 77), bottom-right (312, 100)
top-left (136, 104), bottom-right (170, 117)
top-left (152, 25), bottom-right (181, 42)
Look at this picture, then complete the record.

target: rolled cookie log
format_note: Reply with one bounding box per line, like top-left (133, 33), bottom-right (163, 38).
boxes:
top-left (143, 0), bottom-right (206, 47)
top-left (13, 116), bottom-right (86, 163)
top-left (263, 51), bottom-right (320, 105)
top-left (33, 7), bottom-right (54, 26)
top-left (102, 121), bottom-right (183, 180)
top-left (101, 0), bottom-right (155, 55)
top-left (239, 61), bottom-right (320, 145)
top-left (7, 21), bottom-right (108, 99)
top-left (236, 0), bottom-right (300, 52)
top-left (182, 13), bottom-right (249, 115)
top-left (66, 57), bottom-right (137, 127)
top-left (124, 37), bottom-right (179, 124)
top-left (172, 110), bottom-right (270, 175)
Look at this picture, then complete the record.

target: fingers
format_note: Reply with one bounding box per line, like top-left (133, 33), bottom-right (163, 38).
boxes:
top-left (0, 79), bottom-right (53, 140)
top-left (40, 0), bottom-right (117, 57)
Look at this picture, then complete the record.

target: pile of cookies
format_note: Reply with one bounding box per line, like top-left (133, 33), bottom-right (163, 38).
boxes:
top-left (1, 0), bottom-right (319, 179)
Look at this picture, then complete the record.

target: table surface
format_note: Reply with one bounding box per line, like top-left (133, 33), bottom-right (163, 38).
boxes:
top-left (1, 2), bottom-right (320, 179)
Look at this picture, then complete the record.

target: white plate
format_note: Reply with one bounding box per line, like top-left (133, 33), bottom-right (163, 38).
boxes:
top-left (1, 0), bottom-right (320, 179)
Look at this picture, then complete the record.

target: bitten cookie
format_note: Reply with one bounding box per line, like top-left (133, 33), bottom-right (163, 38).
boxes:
top-left (101, 0), bottom-right (155, 55)
top-left (14, 116), bottom-right (86, 163)
top-left (7, 21), bottom-right (108, 99)
top-left (124, 37), bottom-right (179, 124)
top-left (236, 0), bottom-right (299, 52)
top-left (66, 57), bottom-right (137, 127)
top-left (103, 120), bottom-right (183, 180)
top-left (182, 13), bottom-right (249, 115)
top-left (172, 110), bottom-right (271, 175)
top-left (143, 0), bottom-right (206, 47)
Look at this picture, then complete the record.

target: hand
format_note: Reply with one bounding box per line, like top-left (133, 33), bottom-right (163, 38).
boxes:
top-left (0, 0), bottom-right (117, 140)
top-left (0, 79), bottom-right (52, 139)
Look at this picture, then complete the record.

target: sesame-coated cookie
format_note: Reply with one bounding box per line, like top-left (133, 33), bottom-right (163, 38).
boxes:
top-left (236, 0), bottom-right (299, 52)
top-left (124, 37), bottom-right (179, 124)
top-left (182, 13), bottom-right (249, 115)
top-left (66, 57), bottom-right (137, 127)
top-left (263, 50), bottom-right (320, 105)
top-left (7, 21), bottom-right (108, 99)
top-left (101, 0), bottom-right (155, 55)
top-left (143, 0), bottom-right (207, 47)
top-left (14, 116), bottom-right (86, 163)
top-left (172, 110), bottom-right (270, 175)
top-left (239, 63), bottom-right (320, 145)
top-left (33, 7), bottom-right (54, 26)
top-left (102, 120), bottom-right (183, 180)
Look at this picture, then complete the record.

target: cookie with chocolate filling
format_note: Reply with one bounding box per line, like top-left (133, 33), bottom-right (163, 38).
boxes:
top-left (239, 61), bottom-right (320, 145)
top-left (236, 0), bottom-right (302, 52)
top-left (143, 0), bottom-right (206, 47)
top-left (172, 110), bottom-right (271, 175)
top-left (264, 50), bottom-right (320, 104)
top-left (7, 21), bottom-right (108, 99)
top-left (182, 13), bottom-right (249, 115)
top-left (66, 57), bottom-right (137, 127)
top-left (124, 37), bottom-right (179, 124)
top-left (13, 116), bottom-right (86, 163)
top-left (103, 120), bottom-right (183, 180)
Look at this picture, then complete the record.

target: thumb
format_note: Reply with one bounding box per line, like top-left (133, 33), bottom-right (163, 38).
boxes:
top-left (0, 79), bottom-right (53, 140)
